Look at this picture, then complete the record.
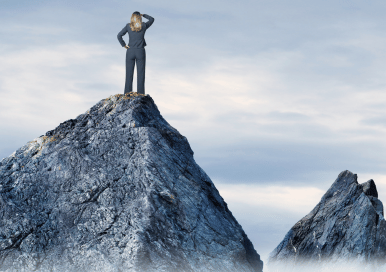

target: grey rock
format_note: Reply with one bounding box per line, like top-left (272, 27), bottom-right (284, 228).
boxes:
top-left (0, 93), bottom-right (263, 272)
top-left (362, 179), bottom-right (378, 198)
top-left (268, 170), bottom-right (386, 271)
top-left (369, 196), bottom-right (384, 217)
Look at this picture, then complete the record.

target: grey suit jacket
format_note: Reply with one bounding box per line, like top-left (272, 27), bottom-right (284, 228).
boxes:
top-left (117, 14), bottom-right (154, 48)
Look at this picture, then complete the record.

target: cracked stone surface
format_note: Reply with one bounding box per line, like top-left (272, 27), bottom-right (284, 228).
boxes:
top-left (0, 93), bottom-right (263, 272)
top-left (268, 170), bottom-right (386, 271)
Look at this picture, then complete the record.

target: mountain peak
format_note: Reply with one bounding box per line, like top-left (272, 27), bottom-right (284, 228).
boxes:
top-left (0, 93), bottom-right (263, 272)
top-left (268, 170), bottom-right (386, 271)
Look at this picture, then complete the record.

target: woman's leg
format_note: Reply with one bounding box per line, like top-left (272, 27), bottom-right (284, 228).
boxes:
top-left (124, 49), bottom-right (136, 94)
top-left (136, 48), bottom-right (146, 94)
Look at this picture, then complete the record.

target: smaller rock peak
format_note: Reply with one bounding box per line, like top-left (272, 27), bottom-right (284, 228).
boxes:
top-left (361, 179), bottom-right (378, 198)
top-left (338, 170), bottom-right (356, 178)
top-left (335, 170), bottom-right (358, 186)
top-left (321, 170), bottom-right (358, 202)
top-left (269, 171), bottom-right (386, 270)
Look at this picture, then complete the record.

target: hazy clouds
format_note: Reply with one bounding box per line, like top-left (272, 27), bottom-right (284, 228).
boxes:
top-left (1, 0), bottom-right (386, 263)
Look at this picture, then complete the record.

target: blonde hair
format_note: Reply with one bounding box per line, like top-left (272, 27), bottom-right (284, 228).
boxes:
top-left (129, 13), bottom-right (142, 32)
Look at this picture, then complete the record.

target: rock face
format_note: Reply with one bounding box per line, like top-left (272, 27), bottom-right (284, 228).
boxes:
top-left (268, 170), bottom-right (386, 271)
top-left (0, 93), bottom-right (263, 272)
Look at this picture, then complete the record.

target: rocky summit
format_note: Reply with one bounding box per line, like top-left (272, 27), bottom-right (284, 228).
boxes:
top-left (0, 93), bottom-right (263, 272)
top-left (268, 170), bottom-right (386, 271)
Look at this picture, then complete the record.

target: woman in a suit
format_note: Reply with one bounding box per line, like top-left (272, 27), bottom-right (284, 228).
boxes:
top-left (117, 11), bottom-right (154, 95)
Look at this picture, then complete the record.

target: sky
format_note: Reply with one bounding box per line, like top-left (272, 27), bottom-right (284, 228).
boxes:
top-left (1, 0), bottom-right (386, 265)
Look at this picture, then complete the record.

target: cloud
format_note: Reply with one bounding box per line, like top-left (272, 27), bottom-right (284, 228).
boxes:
top-left (2, 39), bottom-right (386, 186)
top-left (360, 116), bottom-right (386, 128)
top-left (215, 181), bottom-right (325, 261)
top-left (0, 41), bottom-right (121, 160)
top-left (0, 42), bottom-right (111, 127)
top-left (217, 182), bottom-right (325, 214)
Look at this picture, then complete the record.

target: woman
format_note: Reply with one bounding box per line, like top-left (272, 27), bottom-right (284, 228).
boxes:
top-left (117, 11), bottom-right (154, 95)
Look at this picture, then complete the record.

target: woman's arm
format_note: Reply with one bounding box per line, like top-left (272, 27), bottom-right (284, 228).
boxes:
top-left (142, 14), bottom-right (154, 29)
top-left (117, 25), bottom-right (128, 47)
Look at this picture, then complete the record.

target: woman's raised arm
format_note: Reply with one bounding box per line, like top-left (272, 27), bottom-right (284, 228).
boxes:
top-left (142, 14), bottom-right (154, 29)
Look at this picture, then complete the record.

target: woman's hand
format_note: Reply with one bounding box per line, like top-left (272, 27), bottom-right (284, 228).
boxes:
top-left (125, 45), bottom-right (130, 49)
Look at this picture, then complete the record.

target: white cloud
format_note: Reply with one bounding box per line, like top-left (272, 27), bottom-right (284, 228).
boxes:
top-left (214, 181), bottom-right (325, 262)
top-left (216, 182), bottom-right (325, 215)
top-left (0, 42), bottom-right (115, 131)
top-left (0, 24), bottom-right (70, 36)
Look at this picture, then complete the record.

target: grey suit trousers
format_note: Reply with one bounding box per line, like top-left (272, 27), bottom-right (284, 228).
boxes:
top-left (125, 48), bottom-right (146, 94)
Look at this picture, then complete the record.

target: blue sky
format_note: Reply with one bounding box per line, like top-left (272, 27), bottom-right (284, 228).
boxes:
top-left (2, 0), bottom-right (386, 263)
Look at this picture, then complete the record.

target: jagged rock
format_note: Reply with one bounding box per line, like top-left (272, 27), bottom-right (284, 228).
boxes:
top-left (268, 170), bottom-right (386, 271)
top-left (0, 93), bottom-right (263, 272)
top-left (362, 179), bottom-right (378, 198)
